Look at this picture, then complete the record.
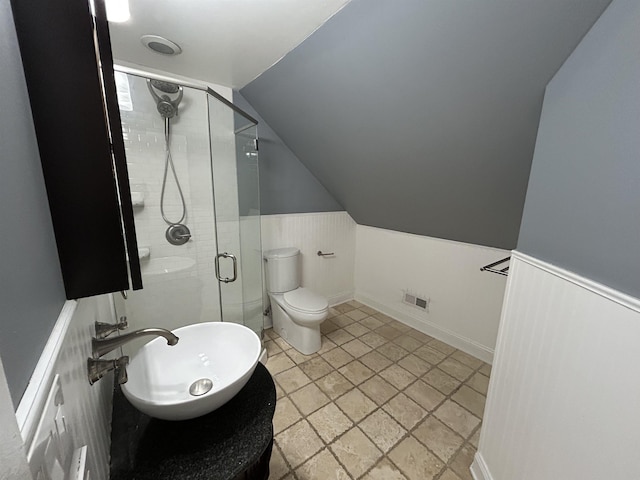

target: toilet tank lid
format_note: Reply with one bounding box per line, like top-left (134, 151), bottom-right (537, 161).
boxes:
top-left (264, 247), bottom-right (299, 259)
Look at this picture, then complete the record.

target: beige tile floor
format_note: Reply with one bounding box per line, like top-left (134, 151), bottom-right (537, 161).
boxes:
top-left (265, 300), bottom-right (491, 480)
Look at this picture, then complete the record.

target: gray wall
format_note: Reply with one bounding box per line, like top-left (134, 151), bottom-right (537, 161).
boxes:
top-left (0, 0), bottom-right (66, 408)
top-left (233, 92), bottom-right (343, 215)
top-left (241, 0), bottom-right (611, 249)
top-left (518, 0), bottom-right (640, 298)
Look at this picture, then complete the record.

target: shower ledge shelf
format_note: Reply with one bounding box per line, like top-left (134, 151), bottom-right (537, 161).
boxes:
top-left (141, 256), bottom-right (195, 276)
top-left (131, 191), bottom-right (145, 207)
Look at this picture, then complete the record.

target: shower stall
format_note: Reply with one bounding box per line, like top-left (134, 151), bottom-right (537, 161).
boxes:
top-left (112, 67), bottom-right (263, 353)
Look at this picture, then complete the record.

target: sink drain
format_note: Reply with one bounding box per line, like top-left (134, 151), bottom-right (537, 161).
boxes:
top-left (189, 378), bottom-right (213, 396)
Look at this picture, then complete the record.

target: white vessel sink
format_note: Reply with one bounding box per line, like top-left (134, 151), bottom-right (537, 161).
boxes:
top-left (121, 322), bottom-right (261, 421)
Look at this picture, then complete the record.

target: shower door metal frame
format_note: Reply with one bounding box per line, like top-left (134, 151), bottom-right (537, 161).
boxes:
top-left (114, 65), bottom-right (262, 331)
top-left (206, 95), bottom-right (260, 330)
top-left (114, 65), bottom-right (258, 125)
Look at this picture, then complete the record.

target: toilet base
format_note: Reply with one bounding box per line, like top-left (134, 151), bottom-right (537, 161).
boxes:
top-left (271, 301), bottom-right (321, 355)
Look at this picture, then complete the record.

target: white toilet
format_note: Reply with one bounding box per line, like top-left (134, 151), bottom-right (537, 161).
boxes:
top-left (264, 247), bottom-right (329, 354)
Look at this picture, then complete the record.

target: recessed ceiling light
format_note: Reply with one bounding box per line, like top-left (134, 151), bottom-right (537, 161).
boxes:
top-left (105, 0), bottom-right (130, 23)
top-left (140, 35), bottom-right (182, 56)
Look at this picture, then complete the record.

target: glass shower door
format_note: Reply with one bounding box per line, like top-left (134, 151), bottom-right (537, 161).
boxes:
top-left (208, 95), bottom-right (263, 335)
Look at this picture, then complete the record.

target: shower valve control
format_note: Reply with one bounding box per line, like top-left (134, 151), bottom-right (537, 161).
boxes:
top-left (166, 224), bottom-right (191, 246)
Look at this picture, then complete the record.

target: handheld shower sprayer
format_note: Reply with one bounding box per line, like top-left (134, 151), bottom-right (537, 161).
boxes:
top-left (146, 77), bottom-right (190, 245)
top-left (147, 79), bottom-right (183, 119)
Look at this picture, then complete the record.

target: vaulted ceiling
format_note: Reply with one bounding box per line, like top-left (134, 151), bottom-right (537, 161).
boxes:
top-left (109, 0), bottom-right (612, 249)
top-left (240, 0), bottom-right (612, 249)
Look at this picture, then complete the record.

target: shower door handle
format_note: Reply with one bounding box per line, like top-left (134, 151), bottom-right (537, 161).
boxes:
top-left (215, 252), bottom-right (238, 283)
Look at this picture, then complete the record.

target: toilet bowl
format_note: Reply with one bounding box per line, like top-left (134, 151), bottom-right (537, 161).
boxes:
top-left (264, 248), bottom-right (329, 354)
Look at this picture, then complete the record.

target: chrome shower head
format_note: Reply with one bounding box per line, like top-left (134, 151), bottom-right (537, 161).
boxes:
top-left (156, 95), bottom-right (178, 118)
top-left (147, 79), bottom-right (183, 119)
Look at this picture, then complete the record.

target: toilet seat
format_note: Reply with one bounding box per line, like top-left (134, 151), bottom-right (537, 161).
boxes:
top-left (283, 288), bottom-right (328, 314)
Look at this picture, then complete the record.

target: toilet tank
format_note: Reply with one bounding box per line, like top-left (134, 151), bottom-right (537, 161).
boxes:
top-left (264, 248), bottom-right (300, 293)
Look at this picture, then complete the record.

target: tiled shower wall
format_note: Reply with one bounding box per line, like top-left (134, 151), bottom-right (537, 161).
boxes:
top-left (117, 73), bottom-right (224, 352)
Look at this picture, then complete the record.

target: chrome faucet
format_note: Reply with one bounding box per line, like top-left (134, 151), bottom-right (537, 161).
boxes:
top-left (88, 356), bottom-right (129, 385)
top-left (95, 316), bottom-right (129, 339)
top-left (91, 327), bottom-right (179, 358)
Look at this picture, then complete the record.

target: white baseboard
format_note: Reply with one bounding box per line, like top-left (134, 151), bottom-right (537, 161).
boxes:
top-left (355, 293), bottom-right (494, 364)
top-left (470, 453), bottom-right (493, 480)
top-left (328, 291), bottom-right (354, 307)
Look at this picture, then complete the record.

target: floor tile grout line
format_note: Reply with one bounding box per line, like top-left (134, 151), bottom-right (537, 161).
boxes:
top-left (276, 376), bottom-right (475, 478)
top-left (274, 333), bottom-right (486, 432)
top-left (275, 341), bottom-right (476, 422)
top-left (275, 404), bottom-right (476, 478)
top-left (267, 302), bottom-right (490, 480)
top-left (295, 342), bottom-right (487, 436)
top-left (276, 370), bottom-right (395, 478)
top-left (280, 389), bottom-right (368, 479)
top-left (271, 440), bottom-right (295, 480)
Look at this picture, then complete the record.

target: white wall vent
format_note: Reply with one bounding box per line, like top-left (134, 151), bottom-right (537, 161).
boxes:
top-left (403, 293), bottom-right (416, 305)
top-left (402, 290), bottom-right (430, 312)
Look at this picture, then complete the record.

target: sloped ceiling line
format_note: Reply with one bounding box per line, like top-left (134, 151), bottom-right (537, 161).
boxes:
top-left (241, 0), bottom-right (612, 249)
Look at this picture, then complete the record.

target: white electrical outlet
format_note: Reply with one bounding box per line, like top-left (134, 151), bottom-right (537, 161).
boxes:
top-left (27, 375), bottom-right (73, 480)
top-left (69, 445), bottom-right (89, 480)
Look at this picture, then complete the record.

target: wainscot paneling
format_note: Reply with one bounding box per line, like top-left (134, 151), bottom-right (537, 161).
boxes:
top-left (474, 251), bottom-right (640, 480)
top-left (261, 212), bottom-right (356, 309)
top-left (17, 295), bottom-right (116, 480)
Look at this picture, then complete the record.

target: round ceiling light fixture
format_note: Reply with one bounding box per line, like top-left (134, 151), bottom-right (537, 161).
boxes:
top-left (140, 35), bottom-right (182, 56)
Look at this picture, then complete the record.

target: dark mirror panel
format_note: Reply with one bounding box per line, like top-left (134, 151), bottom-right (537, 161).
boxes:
top-left (11, 0), bottom-right (135, 298)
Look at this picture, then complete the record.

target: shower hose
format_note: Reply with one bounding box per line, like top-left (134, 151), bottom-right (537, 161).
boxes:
top-left (160, 117), bottom-right (187, 226)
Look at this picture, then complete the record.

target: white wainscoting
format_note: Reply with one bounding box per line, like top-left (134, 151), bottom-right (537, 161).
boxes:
top-left (261, 212), bottom-right (356, 308)
top-left (16, 295), bottom-right (116, 480)
top-left (354, 225), bottom-right (508, 363)
top-left (473, 251), bottom-right (640, 480)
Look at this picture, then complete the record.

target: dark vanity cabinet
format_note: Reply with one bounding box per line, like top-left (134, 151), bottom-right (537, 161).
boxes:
top-left (10, 0), bottom-right (142, 299)
top-left (110, 363), bottom-right (276, 480)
